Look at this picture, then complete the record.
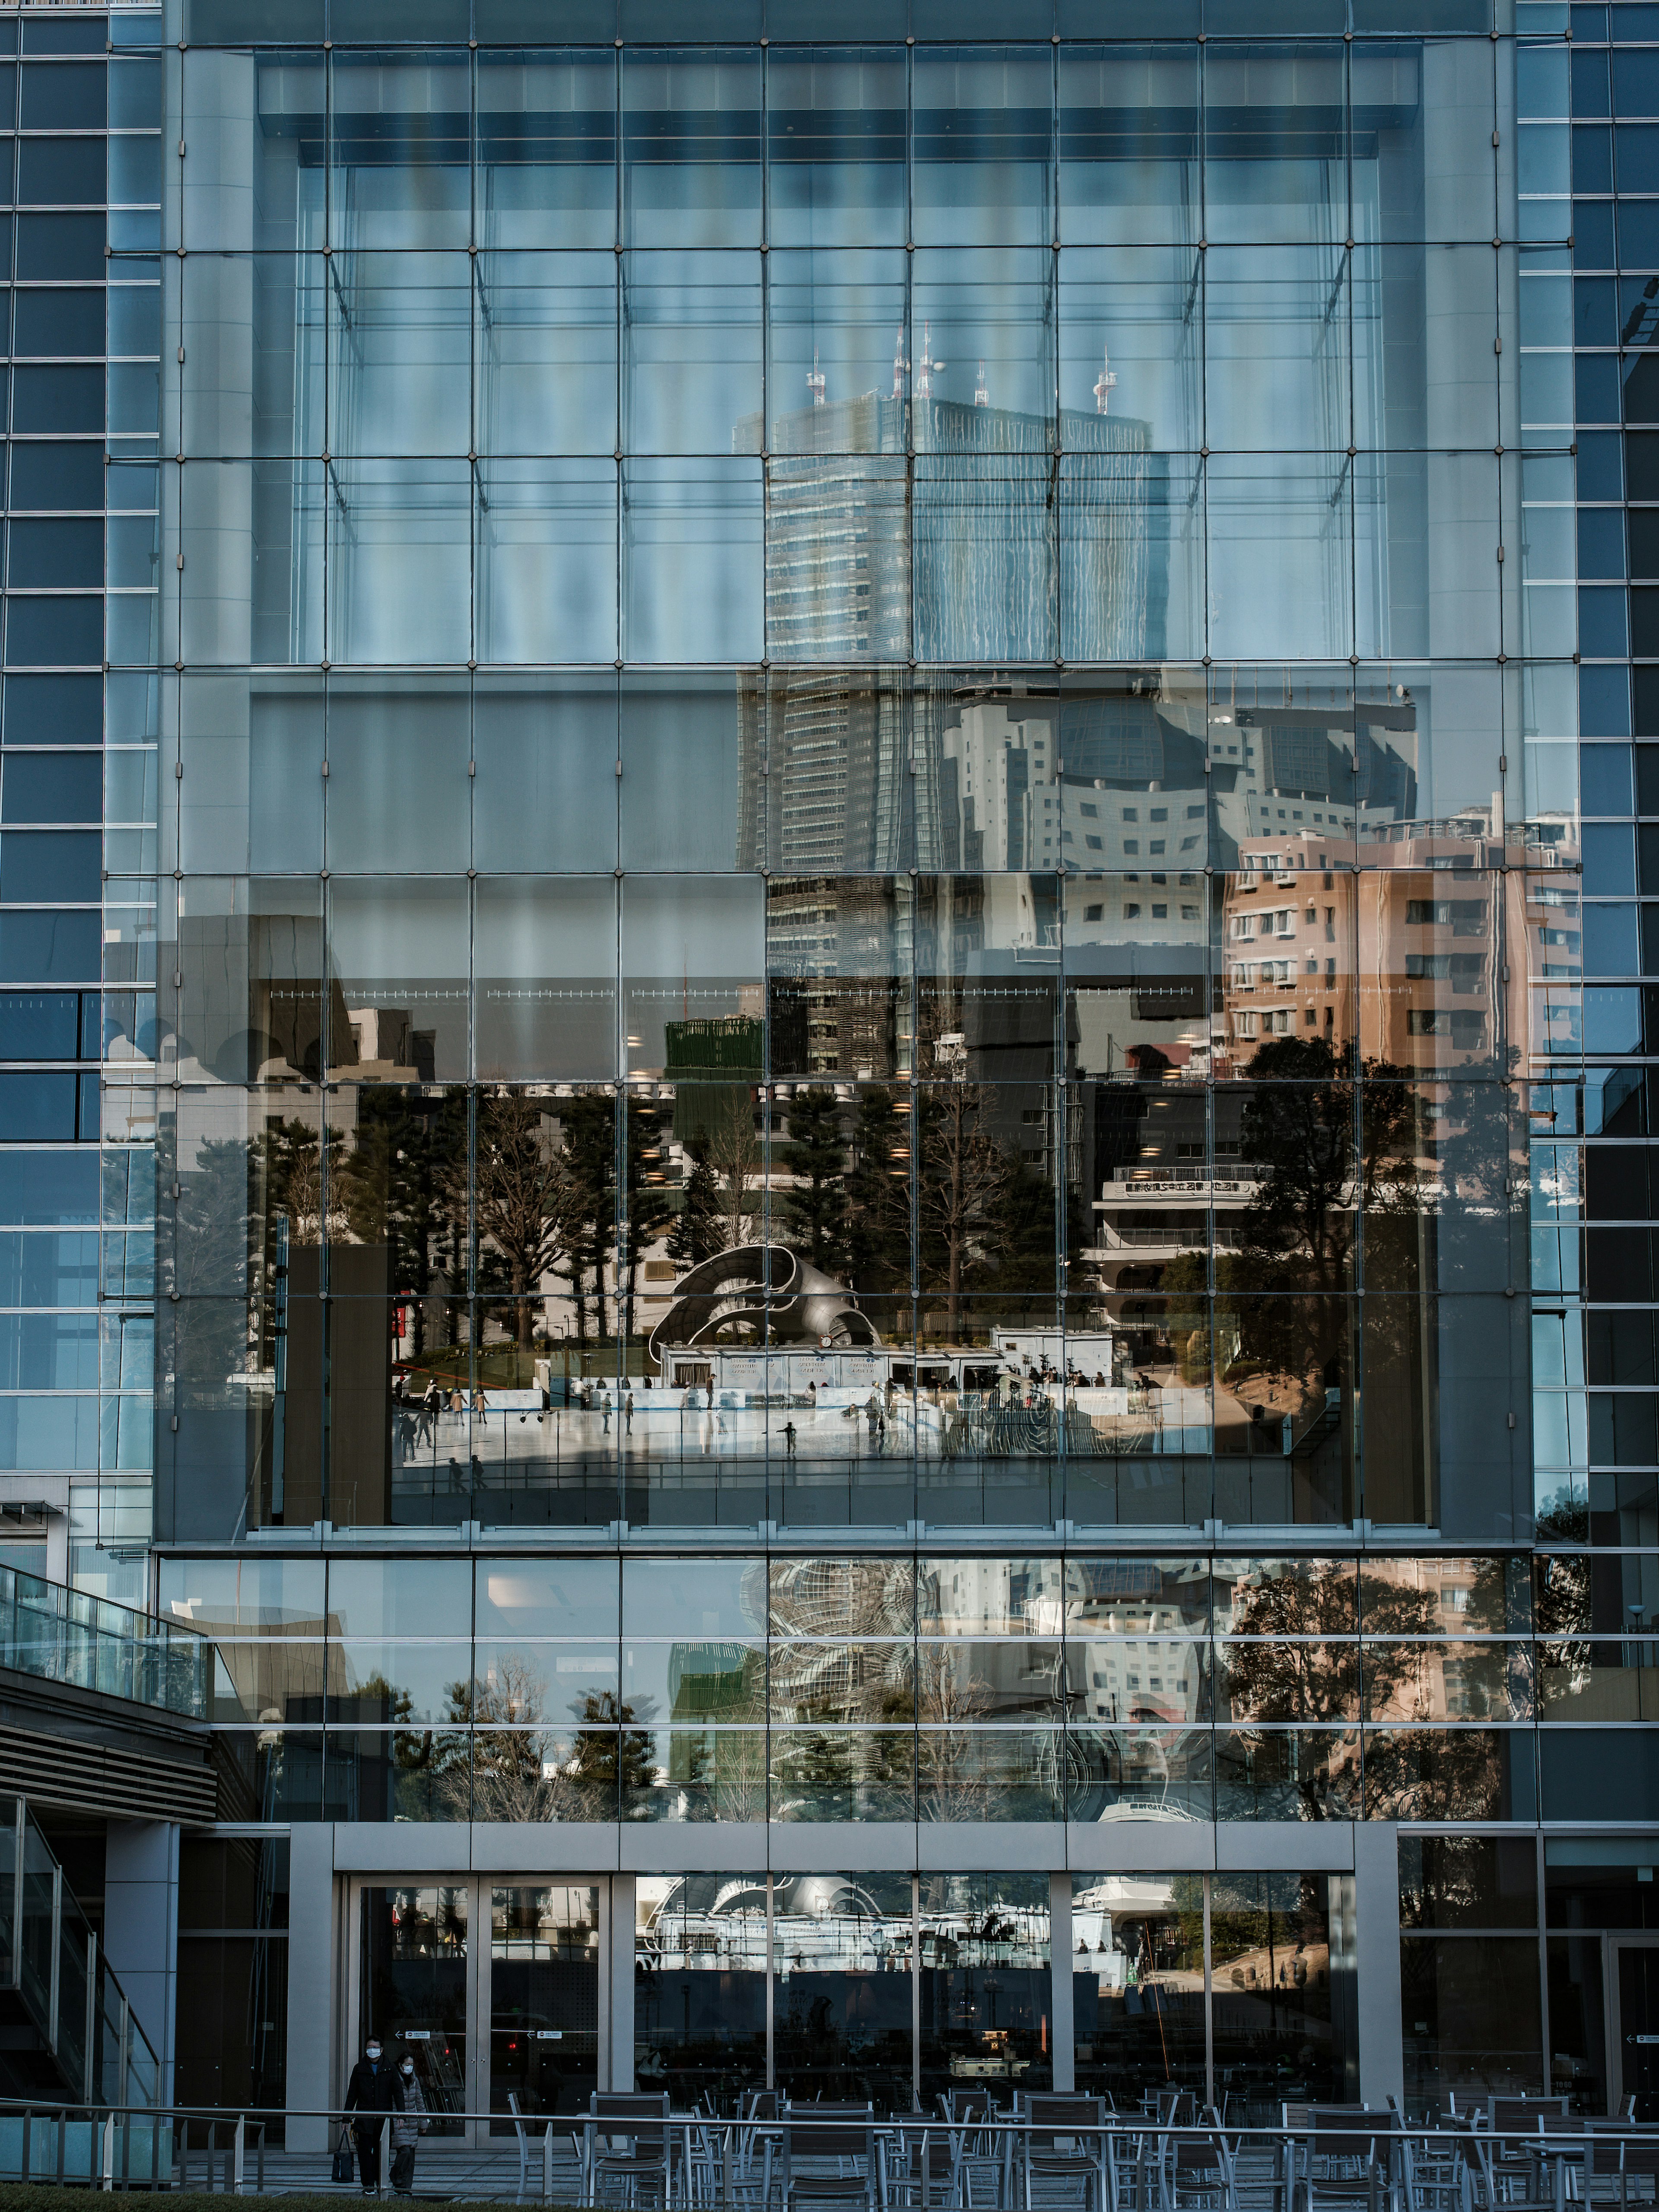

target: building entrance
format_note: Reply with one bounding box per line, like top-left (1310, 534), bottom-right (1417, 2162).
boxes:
top-left (351, 1880), bottom-right (606, 2147)
top-left (1613, 1942), bottom-right (1659, 2121)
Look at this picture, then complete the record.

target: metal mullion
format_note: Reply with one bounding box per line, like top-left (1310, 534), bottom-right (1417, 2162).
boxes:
top-left (911, 1870), bottom-right (922, 2110)
top-left (1202, 1871), bottom-right (1214, 2111)
top-left (614, 45), bottom-right (624, 667)
top-left (765, 1872), bottom-right (775, 2089)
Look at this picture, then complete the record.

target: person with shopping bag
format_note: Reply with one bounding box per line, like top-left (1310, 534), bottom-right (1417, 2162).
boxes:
top-left (390, 2055), bottom-right (429, 2196)
top-left (342, 2035), bottom-right (404, 2195)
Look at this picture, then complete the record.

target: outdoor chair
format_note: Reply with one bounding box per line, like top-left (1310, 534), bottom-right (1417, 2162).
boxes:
top-left (1017, 2093), bottom-right (1112, 2212)
top-left (585, 2091), bottom-right (671, 2210)
top-left (1588, 2126), bottom-right (1659, 2212)
top-left (775, 2106), bottom-right (882, 2212)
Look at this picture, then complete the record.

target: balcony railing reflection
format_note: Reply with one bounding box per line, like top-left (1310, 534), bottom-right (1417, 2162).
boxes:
top-left (0, 1568), bottom-right (211, 1723)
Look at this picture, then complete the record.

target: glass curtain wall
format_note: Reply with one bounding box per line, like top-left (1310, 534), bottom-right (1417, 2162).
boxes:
top-left (1520, 0), bottom-right (1659, 1838)
top-left (0, 8), bottom-right (162, 1606)
top-left (159, 1549), bottom-right (1538, 1826)
top-left (156, 21), bottom-right (1531, 1557)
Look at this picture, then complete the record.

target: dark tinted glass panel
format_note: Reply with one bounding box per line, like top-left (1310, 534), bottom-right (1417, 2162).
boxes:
top-left (7, 518), bottom-right (102, 589)
top-left (3, 596), bottom-right (101, 667)
top-left (8, 442), bottom-right (103, 511)
top-left (0, 1067), bottom-right (76, 1138)
top-left (1398, 1837), bottom-right (1539, 1929)
top-left (19, 62), bottom-right (104, 129)
top-left (12, 288), bottom-right (103, 357)
top-left (14, 213), bottom-right (103, 281)
top-left (0, 830), bottom-right (97, 902)
top-left (0, 910), bottom-right (98, 980)
top-left (21, 20), bottom-right (108, 55)
top-left (17, 137), bottom-right (104, 207)
top-left (2, 673), bottom-right (99, 742)
top-left (2, 752), bottom-right (98, 823)
top-left (12, 364), bottom-right (103, 433)
top-left (0, 990), bottom-right (76, 1058)
top-left (184, 0), bottom-right (325, 33)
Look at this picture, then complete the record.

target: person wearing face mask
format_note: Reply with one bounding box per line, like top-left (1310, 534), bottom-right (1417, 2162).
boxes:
top-left (343, 2035), bottom-right (405, 2196)
top-left (389, 2056), bottom-right (428, 2196)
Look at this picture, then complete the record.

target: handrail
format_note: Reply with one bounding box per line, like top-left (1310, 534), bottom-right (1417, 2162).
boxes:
top-left (0, 2101), bottom-right (1655, 2200)
top-left (0, 1794), bottom-right (161, 2109)
top-left (0, 1564), bottom-right (216, 1723)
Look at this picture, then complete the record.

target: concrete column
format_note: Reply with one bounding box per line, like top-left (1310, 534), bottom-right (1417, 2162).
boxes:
top-left (609, 1875), bottom-right (636, 2091)
top-left (102, 1821), bottom-right (180, 2104)
top-left (1354, 1823), bottom-right (1405, 2111)
top-left (286, 1824), bottom-right (336, 2153)
top-left (1049, 1872), bottom-right (1074, 2093)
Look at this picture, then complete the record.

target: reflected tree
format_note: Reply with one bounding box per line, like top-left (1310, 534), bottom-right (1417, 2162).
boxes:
top-left (775, 1087), bottom-right (850, 1272)
top-left (667, 1132), bottom-right (722, 1271)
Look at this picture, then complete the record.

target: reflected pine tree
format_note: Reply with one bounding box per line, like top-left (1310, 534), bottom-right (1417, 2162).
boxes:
top-left (666, 1132), bottom-right (722, 1271)
top-left (775, 1087), bottom-right (851, 1272)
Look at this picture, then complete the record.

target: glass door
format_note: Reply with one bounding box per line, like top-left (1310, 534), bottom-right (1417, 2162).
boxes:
top-left (489, 1886), bottom-right (602, 2130)
top-left (359, 1886), bottom-right (471, 2137)
top-left (1614, 1941), bottom-right (1659, 2119)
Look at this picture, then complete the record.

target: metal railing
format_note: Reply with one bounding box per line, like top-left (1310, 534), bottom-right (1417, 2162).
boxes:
top-left (2, 2099), bottom-right (1656, 2209)
top-left (0, 1564), bottom-right (212, 1722)
top-left (0, 1796), bottom-right (160, 2110)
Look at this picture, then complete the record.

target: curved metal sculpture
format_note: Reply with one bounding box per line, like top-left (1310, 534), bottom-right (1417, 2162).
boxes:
top-left (646, 1244), bottom-right (879, 1365)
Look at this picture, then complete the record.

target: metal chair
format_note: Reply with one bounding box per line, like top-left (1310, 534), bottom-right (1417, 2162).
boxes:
top-left (585, 2091), bottom-right (671, 2210)
top-left (1165, 2129), bottom-right (1239, 2212)
top-left (775, 2107), bottom-right (882, 2212)
top-left (1294, 2109), bottom-right (1395, 2212)
top-left (1587, 2128), bottom-right (1659, 2212)
top-left (888, 2123), bottom-right (959, 2212)
top-left (1017, 2093), bottom-right (1112, 2212)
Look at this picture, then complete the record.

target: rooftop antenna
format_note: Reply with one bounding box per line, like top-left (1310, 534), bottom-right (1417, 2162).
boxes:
top-left (807, 345), bottom-right (825, 407)
top-left (1094, 342), bottom-right (1117, 415)
top-left (974, 358), bottom-right (990, 407)
top-left (917, 319), bottom-right (944, 400)
top-left (892, 325), bottom-right (909, 402)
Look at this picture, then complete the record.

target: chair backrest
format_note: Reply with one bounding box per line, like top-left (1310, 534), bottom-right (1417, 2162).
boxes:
top-left (1310, 2106), bottom-right (1386, 2163)
top-left (591, 2091), bottom-right (670, 2153)
top-left (1619, 2131), bottom-right (1659, 2180)
top-left (1025, 2094), bottom-right (1107, 2156)
top-left (1173, 2133), bottom-right (1230, 2181)
top-left (781, 2111), bottom-right (876, 2167)
top-left (507, 2091), bottom-right (527, 2145)
top-left (1490, 2098), bottom-right (1566, 2133)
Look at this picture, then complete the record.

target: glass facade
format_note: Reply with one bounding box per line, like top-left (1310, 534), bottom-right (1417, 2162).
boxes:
top-left (3, 0), bottom-right (1653, 2136)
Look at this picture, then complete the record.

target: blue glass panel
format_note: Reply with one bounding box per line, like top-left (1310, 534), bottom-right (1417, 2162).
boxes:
top-left (1580, 661), bottom-right (1633, 733)
top-left (1615, 45), bottom-right (1659, 112)
top-left (1580, 582), bottom-right (1631, 654)
top-left (0, 992), bottom-right (77, 1056)
top-left (0, 912), bottom-right (100, 983)
top-left (0, 1148), bottom-right (96, 1222)
top-left (1579, 504), bottom-right (1627, 575)
top-left (1573, 123), bottom-right (1614, 191)
top-left (13, 215), bottom-right (99, 282)
top-left (1618, 197), bottom-right (1659, 266)
top-left (1574, 199), bottom-right (1617, 266)
top-left (1577, 427), bottom-right (1625, 497)
top-left (0, 831), bottom-right (100, 903)
top-left (0, 1071), bottom-right (76, 1144)
top-left (1574, 44), bottom-right (1614, 116)
top-left (1584, 747), bottom-right (1637, 816)
top-left (622, 50), bottom-right (763, 249)
top-left (1577, 350), bottom-right (1622, 420)
top-left (3, 674), bottom-right (99, 743)
top-left (766, 50), bottom-right (908, 251)
top-left (3, 597), bottom-right (102, 668)
top-left (1583, 820), bottom-right (1639, 890)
